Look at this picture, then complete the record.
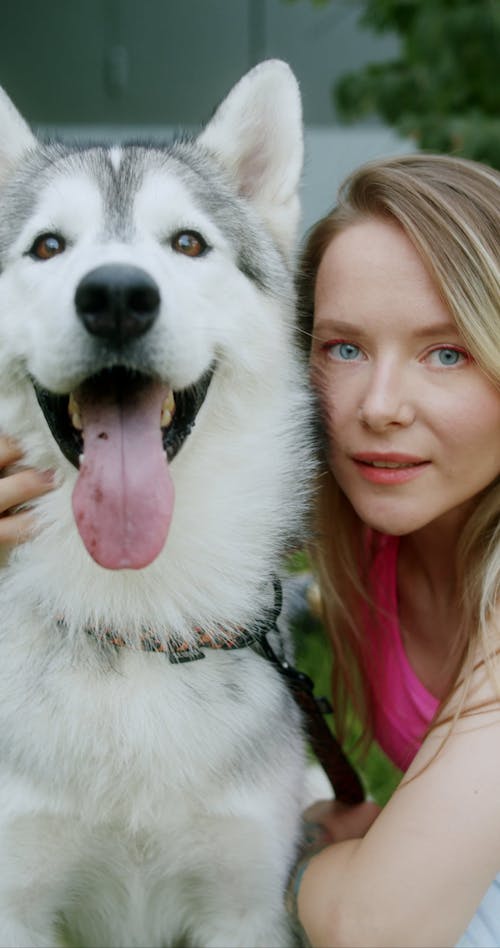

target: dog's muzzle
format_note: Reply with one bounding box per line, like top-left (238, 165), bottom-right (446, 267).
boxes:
top-left (32, 262), bottom-right (215, 569)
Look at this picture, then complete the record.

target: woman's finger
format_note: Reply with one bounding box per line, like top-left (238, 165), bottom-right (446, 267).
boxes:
top-left (0, 468), bottom-right (55, 515)
top-left (0, 508), bottom-right (38, 546)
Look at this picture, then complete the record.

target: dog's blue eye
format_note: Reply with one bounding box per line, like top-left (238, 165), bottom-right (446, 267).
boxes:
top-left (29, 233), bottom-right (66, 261)
top-left (171, 231), bottom-right (208, 258)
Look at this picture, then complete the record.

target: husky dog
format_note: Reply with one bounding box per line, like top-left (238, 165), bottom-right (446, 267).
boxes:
top-left (0, 61), bottom-right (314, 947)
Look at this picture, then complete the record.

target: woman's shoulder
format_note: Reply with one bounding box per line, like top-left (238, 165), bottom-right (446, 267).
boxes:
top-left (443, 606), bottom-right (500, 723)
top-left (419, 616), bottom-right (500, 756)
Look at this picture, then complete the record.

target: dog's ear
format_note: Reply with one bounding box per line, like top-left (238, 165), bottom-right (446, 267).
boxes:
top-left (198, 60), bottom-right (303, 264)
top-left (0, 87), bottom-right (36, 187)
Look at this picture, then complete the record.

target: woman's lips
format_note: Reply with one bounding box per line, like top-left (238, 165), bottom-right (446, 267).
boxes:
top-left (351, 453), bottom-right (430, 484)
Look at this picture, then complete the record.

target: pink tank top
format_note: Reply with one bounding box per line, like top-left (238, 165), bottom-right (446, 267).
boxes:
top-left (363, 534), bottom-right (439, 772)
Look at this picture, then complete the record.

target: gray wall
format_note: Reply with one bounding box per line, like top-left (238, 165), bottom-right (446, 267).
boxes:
top-left (0, 0), bottom-right (411, 231)
top-left (0, 0), bottom-right (398, 126)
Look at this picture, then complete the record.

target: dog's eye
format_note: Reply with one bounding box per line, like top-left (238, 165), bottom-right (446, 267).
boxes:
top-left (171, 231), bottom-right (208, 258)
top-left (28, 233), bottom-right (66, 261)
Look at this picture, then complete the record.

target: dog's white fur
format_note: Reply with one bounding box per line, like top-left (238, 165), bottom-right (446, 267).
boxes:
top-left (0, 62), bottom-right (315, 947)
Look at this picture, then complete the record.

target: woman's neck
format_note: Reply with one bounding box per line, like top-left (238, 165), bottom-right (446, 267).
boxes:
top-left (396, 514), bottom-right (468, 698)
top-left (399, 529), bottom-right (457, 605)
top-left (398, 498), bottom-right (477, 601)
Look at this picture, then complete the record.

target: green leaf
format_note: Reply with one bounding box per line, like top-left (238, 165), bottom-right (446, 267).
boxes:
top-left (323, 0), bottom-right (500, 169)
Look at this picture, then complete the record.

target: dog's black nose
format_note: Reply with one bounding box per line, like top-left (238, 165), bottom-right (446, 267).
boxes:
top-left (75, 264), bottom-right (160, 342)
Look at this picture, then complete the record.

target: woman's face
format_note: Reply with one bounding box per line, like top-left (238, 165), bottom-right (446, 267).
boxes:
top-left (310, 216), bottom-right (500, 536)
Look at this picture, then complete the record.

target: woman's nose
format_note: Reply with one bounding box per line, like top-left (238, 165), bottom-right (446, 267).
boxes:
top-left (358, 362), bottom-right (415, 431)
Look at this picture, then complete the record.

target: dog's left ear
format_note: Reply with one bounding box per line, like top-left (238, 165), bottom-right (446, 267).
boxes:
top-left (198, 60), bottom-right (303, 264)
top-left (0, 87), bottom-right (36, 187)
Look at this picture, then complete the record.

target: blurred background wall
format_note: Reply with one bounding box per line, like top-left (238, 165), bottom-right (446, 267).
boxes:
top-left (0, 0), bottom-right (411, 234)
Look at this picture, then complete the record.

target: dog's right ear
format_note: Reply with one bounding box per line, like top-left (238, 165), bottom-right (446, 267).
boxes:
top-left (197, 60), bottom-right (303, 266)
top-left (0, 87), bottom-right (35, 186)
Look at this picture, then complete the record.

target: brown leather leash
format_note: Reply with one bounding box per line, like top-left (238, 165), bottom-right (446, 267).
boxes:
top-left (255, 578), bottom-right (365, 805)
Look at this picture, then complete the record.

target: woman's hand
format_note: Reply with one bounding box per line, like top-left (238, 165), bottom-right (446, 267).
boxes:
top-left (286, 798), bottom-right (381, 928)
top-left (295, 798), bottom-right (381, 883)
top-left (0, 436), bottom-right (55, 547)
top-left (303, 797), bottom-right (381, 843)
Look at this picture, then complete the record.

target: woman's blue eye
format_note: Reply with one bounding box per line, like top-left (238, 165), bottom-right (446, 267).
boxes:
top-left (333, 342), bottom-right (362, 361)
top-left (427, 347), bottom-right (466, 367)
top-left (439, 349), bottom-right (459, 365)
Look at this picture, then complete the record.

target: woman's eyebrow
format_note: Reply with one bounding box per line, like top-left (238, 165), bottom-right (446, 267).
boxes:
top-left (313, 317), bottom-right (462, 340)
top-left (412, 322), bottom-right (462, 339)
top-left (312, 318), bottom-right (369, 339)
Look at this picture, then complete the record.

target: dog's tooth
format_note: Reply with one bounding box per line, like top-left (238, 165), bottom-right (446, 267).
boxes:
top-left (79, 453), bottom-right (85, 465)
top-left (68, 393), bottom-right (83, 431)
top-left (160, 391), bottom-right (176, 428)
top-left (164, 390), bottom-right (176, 414)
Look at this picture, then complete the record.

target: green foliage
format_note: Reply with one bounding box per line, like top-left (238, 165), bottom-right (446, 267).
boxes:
top-left (300, 0), bottom-right (500, 168)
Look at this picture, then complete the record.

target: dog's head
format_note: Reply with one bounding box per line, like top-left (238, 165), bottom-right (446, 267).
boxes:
top-left (0, 62), bottom-right (305, 573)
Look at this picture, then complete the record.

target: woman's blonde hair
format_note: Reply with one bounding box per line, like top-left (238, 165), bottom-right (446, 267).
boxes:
top-left (298, 153), bottom-right (500, 750)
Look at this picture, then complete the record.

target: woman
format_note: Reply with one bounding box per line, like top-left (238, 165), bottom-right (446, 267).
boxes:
top-left (293, 153), bottom-right (500, 946)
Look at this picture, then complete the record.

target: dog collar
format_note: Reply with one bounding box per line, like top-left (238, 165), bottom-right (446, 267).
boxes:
top-left (55, 616), bottom-right (264, 664)
top-left (55, 578), bottom-right (284, 665)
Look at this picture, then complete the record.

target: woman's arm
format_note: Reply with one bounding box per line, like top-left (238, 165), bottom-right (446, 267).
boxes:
top-left (0, 436), bottom-right (55, 547)
top-left (297, 665), bottom-right (500, 947)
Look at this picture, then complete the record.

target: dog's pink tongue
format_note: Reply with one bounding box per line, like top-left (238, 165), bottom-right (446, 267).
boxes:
top-left (72, 379), bottom-right (174, 570)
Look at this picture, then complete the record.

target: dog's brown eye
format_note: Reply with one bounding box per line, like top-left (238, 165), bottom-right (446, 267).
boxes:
top-left (29, 233), bottom-right (66, 261)
top-left (171, 230), bottom-right (208, 258)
